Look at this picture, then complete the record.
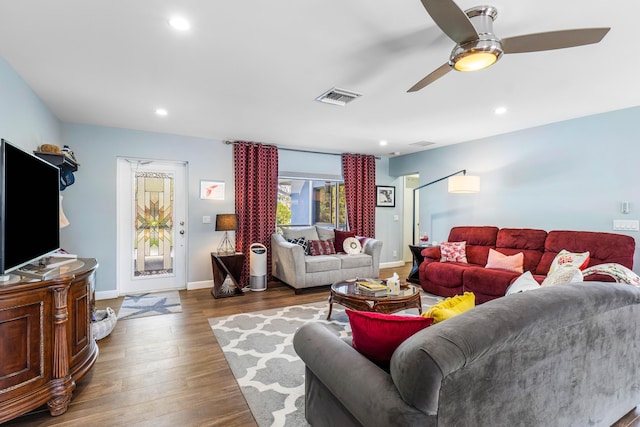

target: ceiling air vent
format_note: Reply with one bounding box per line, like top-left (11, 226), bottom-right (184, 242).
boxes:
top-left (409, 141), bottom-right (436, 148)
top-left (315, 87), bottom-right (362, 106)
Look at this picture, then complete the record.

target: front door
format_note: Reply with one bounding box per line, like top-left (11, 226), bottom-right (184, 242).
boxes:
top-left (116, 158), bottom-right (187, 295)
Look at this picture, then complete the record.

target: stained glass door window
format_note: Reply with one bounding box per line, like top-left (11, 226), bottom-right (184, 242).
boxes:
top-left (134, 171), bottom-right (174, 276)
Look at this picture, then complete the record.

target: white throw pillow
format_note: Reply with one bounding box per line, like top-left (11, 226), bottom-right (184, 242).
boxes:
top-left (541, 266), bottom-right (584, 287)
top-left (506, 271), bottom-right (541, 295)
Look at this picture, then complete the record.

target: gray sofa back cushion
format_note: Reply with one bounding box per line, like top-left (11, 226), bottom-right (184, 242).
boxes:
top-left (390, 282), bottom-right (640, 424)
top-left (282, 226), bottom-right (319, 242)
top-left (316, 226), bottom-right (335, 241)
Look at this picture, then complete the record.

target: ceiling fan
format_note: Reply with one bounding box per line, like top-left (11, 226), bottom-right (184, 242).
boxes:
top-left (408, 0), bottom-right (610, 92)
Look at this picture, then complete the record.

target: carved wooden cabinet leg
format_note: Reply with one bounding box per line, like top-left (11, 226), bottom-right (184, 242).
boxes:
top-left (48, 283), bottom-right (75, 416)
top-left (47, 391), bottom-right (74, 416)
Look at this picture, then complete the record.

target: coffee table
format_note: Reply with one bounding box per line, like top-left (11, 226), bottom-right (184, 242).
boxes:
top-left (327, 280), bottom-right (422, 320)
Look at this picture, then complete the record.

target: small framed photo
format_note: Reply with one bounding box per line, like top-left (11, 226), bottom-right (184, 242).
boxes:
top-left (376, 185), bottom-right (395, 207)
top-left (200, 180), bottom-right (225, 200)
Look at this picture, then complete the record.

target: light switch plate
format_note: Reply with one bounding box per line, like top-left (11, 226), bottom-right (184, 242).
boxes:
top-left (203, 215), bottom-right (211, 224)
top-left (613, 219), bottom-right (639, 231)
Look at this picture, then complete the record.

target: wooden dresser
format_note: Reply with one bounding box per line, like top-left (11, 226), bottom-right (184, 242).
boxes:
top-left (0, 258), bottom-right (99, 423)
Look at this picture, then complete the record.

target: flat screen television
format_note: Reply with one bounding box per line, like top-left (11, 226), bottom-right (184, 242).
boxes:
top-left (0, 139), bottom-right (60, 275)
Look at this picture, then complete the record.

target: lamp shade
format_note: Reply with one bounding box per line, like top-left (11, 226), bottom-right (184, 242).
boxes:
top-left (448, 175), bottom-right (480, 194)
top-left (215, 214), bottom-right (237, 231)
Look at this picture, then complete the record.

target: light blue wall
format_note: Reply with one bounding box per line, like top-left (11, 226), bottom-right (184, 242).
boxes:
top-left (0, 56), bottom-right (62, 152)
top-left (390, 106), bottom-right (640, 271)
top-left (61, 123), bottom-right (238, 293)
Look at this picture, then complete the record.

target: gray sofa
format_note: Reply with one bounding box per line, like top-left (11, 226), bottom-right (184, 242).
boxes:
top-left (271, 226), bottom-right (382, 291)
top-left (293, 281), bottom-right (640, 426)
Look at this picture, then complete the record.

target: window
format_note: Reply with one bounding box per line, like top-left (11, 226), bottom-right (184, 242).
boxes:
top-left (277, 177), bottom-right (346, 231)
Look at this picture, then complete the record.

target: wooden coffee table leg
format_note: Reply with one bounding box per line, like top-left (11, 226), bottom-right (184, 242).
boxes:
top-left (327, 293), bottom-right (334, 320)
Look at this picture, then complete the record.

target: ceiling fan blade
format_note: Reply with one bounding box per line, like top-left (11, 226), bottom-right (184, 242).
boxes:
top-left (419, 0), bottom-right (478, 44)
top-left (502, 28), bottom-right (610, 54)
top-left (408, 63), bottom-right (452, 92)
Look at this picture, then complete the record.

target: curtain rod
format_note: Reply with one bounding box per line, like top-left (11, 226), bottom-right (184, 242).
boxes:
top-left (223, 140), bottom-right (381, 159)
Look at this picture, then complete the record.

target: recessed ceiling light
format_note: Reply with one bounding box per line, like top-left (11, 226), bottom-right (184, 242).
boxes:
top-left (169, 16), bottom-right (190, 31)
top-left (155, 108), bottom-right (168, 116)
top-left (379, 140), bottom-right (388, 146)
top-left (495, 106), bottom-right (507, 115)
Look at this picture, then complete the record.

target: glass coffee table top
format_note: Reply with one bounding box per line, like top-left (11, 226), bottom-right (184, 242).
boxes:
top-left (327, 279), bottom-right (422, 319)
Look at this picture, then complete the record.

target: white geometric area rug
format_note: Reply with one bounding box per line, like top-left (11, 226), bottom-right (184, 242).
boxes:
top-left (208, 295), bottom-right (438, 427)
top-left (117, 291), bottom-right (182, 320)
top-left (209, 302), bottom-right (349, 427)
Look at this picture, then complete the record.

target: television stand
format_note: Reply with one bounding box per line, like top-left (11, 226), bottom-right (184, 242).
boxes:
top-left (0, 258), bottom-right (99, 423)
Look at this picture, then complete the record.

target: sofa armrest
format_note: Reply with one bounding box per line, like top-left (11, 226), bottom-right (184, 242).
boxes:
top-left (421, 246), bottom-right (441, 262)
top-left (271, 233), bottom-right (306, 287)
top-left (293, 322), bottom-right (428, 426)
top-left (362, 238), bottom-right (383, 277)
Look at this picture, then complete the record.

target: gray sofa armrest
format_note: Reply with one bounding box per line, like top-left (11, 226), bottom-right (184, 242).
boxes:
top-left (271, 233), bottom-right (306, 287)
top-left (362, 238), bottom-right (383, 277)
top-left (293, 322), bottom-right (429, 427)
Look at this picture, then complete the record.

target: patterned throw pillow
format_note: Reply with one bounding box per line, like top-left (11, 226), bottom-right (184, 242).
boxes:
top-left (440, 241), bottom-right (468, 263)
top-left (308, 239), bottom-right (336, 256)
top-left (547, 249), bottom-right (590, 275)
top-left (541, 266), bottom-right (583, 287)
top-left (287, 237), bottom-right (310, 255)
top-left (485, 248), bottom-right (524, 273)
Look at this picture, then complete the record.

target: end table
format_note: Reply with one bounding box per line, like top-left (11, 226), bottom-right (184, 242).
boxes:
top-left (407, 245), bottom-right (424, 284)
top-left (211, 252), bottom-right (245, 298)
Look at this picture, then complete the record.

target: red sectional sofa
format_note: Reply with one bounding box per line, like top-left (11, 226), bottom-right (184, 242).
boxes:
top-left (419, 226), bottom-right (636, 303)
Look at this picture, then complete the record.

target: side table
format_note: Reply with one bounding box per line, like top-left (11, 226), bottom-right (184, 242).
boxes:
top-left (407, 245), bottom-right (424, 284)
top-left (211, 252), bottom-right (245, 298)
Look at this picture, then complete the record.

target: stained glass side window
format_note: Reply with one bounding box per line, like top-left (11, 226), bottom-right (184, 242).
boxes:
top-left (134, 171), bottom-right (175, 276)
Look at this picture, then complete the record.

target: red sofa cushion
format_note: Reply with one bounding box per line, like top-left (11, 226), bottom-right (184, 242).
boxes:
top-left (535, 230), bottom-right (635, 275)
top-left (447, 226), bottom-right (498, 266)
top-left (463, 267), bottom-right (522, 303)
top-left (496, 228), bottom-right (547, 273)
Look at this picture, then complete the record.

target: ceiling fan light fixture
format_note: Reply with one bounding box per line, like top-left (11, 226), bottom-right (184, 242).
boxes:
top-left (450, 40), bottom-right (503, 72)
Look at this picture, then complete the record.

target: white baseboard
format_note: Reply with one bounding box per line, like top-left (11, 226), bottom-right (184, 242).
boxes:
top-left (187, 280), bottom-right (213, 290)
top-left (95, 290), bottom-right (119, 301)
top-left (379, 260), bottom-right (405, 269)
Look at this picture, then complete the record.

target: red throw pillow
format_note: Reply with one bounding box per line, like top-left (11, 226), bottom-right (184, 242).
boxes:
top-left (333, 229), bottom-right (356, 253)
top-left (308, 239), bottom-right (336, 256)
top-left (346, 310), bottom-right (434, 366)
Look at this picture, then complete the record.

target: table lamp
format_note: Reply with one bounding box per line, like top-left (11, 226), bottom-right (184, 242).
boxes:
top-left (216, 214), bottom-right (238, 254)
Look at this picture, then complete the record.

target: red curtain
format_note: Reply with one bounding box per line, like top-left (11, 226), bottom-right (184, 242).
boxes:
top-left (234, 142), bottom-right (279, 287)
top-left (342, 153), bottom-right (376, 238)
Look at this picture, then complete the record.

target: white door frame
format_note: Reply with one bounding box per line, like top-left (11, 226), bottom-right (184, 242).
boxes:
top-left (116, 157), bottom-right (188, 295)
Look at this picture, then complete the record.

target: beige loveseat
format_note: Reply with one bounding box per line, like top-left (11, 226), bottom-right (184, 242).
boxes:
top-left (271, 226), bottom-right (382, 292)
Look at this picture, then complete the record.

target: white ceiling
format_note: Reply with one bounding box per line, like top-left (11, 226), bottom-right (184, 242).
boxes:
top-left (0, 0), bottom-right (638, 157)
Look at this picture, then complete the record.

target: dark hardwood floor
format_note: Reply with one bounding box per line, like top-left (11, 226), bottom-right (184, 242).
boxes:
top-left (5, 263), bottom-right (640, 426)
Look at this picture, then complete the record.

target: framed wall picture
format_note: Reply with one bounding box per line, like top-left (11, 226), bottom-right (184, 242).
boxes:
top-left (376, 185), bottom-right (395, 207)
top-left (200, 180), bottom-right (225, 200)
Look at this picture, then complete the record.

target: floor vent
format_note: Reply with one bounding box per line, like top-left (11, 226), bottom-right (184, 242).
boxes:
top-left (315, 87), bottom-right (362, 106)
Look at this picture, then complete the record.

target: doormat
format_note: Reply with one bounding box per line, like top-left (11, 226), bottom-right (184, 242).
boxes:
top-left (117, 291), bottom-right (182, 320)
